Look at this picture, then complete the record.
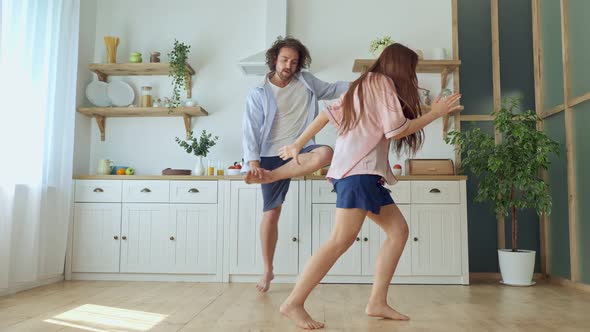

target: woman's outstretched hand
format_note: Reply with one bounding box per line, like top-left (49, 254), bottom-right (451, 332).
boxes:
top-left (278, 143), bottom-right (301, 164)
top-left (431, 93), bottom-right (462, 117)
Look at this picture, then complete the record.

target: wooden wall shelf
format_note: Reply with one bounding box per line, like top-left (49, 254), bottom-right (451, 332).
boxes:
top-left (88, 63), bottom-right (195, 98)
top-left (77, 106), bottom-right (208, 141)
top-left (352, 59), bottom-right (461, 73)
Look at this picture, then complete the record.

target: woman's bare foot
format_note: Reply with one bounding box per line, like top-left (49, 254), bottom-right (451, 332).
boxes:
top-left (365, 302), bottom-right (410, 321)
top-left (256, 272), bottom-right (274, 292)
top-left (280, 301), bottom-right (324, 329)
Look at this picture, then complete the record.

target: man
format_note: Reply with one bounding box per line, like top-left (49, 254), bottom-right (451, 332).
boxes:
top-left (242, 36), bottom-right (349, 292)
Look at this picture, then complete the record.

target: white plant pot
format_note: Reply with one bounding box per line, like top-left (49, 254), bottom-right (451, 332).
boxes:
top-left (194, 156), bottom-right (205, 176)
top-left (498, 249), bottom-right (536, 286)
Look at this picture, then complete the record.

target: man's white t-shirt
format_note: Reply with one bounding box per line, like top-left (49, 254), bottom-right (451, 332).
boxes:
top-left (264, 77), bottom-right (310, 156)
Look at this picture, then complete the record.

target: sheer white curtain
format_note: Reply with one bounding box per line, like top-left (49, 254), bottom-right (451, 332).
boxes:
top-left (0, 0), bottom-right (79, 295)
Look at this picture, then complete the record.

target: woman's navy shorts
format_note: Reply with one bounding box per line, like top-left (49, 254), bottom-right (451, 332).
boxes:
top-left (331, 174), bottom-right (394, 214)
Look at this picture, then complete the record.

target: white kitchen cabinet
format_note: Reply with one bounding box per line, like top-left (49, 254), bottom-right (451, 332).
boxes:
top-left (410, 204), bottom-right (462, 276)
top-left (228, 181), bottom-right (299, 276)
top-left (363, 204), bottom-right (412, 276)
top-left (120, 203), bottom-right (169, 273)
top-left (168, 204), bottom-right (218, 274)
top-left (72, 203), bottom-right (122, 273)
top-left (311, 204), bottom-right (362, 276)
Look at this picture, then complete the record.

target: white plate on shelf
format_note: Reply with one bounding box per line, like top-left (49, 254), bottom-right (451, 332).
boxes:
top-left (85, 81), bottom-right (111, 107)
top-left (107, 81), bottom-right (135, 107)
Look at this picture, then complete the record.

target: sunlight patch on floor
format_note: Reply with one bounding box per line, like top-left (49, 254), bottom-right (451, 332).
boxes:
top-left (44, 304), bottom-right (168, 331)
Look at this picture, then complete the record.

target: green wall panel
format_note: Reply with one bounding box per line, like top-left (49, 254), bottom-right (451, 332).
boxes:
top-left (461, 121), bottom-right (500, 272)
top-left (499, 0), bottom-right (535, 110)
top-left (540, 0), bottom-right (564, 111)
top-left (572, 102), bottom-right (590, 284)
top-left (567, 1), bottom-right (590, 99)
top-left (458, 0), bottom-right (494, 116)
top-left (544, 112), bottom-right (571, 279)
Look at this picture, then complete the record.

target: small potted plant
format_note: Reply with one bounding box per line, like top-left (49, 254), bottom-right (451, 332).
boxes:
top-left (445, 97), bottom-right (559, 286)
top-left (175, 130), bottom-right (219, 176)
top-left (369, 35), bottom-right (395, 57)
top-left (168, 39), bottom-right (191, 109)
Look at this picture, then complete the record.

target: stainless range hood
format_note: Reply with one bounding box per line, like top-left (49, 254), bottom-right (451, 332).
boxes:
top-left (238, 0), bottom-right (287, 76)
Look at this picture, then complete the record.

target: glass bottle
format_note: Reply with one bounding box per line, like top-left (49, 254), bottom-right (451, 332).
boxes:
top-left (141, 86), bottom-right (152, 107)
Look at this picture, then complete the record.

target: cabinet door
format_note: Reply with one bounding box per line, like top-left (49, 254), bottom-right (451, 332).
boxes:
top-left (120, 203), bottom-right (169, 273)
top-left (229, 181), bottom-right (299, 275)
top-left (363, 205), bottom-right (411, 276)
top-left (411, 205), bottom-right (462, 276)
top-left (169, 204), bottom-right (218, 274)
top-left (72, 203), bottom-right (121, 273)
top-left (312, 204), bottom-right (362, 276)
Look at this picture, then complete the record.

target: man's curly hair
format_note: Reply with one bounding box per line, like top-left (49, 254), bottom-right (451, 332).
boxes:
top-left (265, 36), bottom-right (312, 73)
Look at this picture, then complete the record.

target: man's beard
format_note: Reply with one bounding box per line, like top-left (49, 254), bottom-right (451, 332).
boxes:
top-left (277, 69), bottom-right (293, 81)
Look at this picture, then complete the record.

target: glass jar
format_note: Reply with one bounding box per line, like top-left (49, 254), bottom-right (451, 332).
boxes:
top-left (150, 51), bottom-right (161, 63)
top-left (129, 52), bottom-right (142, 63)
top-left (141, 86), bottom-right (152, 107)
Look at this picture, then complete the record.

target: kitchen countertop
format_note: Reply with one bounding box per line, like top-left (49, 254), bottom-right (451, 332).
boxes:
top-left (74, 175), bottom-right (467, 181)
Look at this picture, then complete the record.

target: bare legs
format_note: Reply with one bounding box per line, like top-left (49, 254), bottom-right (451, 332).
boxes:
top-left (280, 204), bottom-right (410, 329)
top-left (257, 205), bottom-right (281, 292)
top-left (365, 204), bottom-right (410, 320)
top-left (245, 146), bottom-right (333, 184)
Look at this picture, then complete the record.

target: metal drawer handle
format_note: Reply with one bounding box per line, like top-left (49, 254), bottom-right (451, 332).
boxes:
top-left (114, 235), bottom-right (119, 240)
top-left (292, 237), bottom-right (298, 242)
top-left (122, 236), bottom-right (127, 240)
top-left (364, 237), bottom-right (369, 242)
top-left (414, 237), bottom-right (418, 242)
top-left (140, 188), bottom-right (151, 193)
top-left (429, 188), bottom-right (441, 193)
top-left (170, 236), bottom-right (175, 241)
top-left (93, 188), bottom-right (104, 193)
top-left (356, 237), bottom-right (360, 241)
top-left (188, 188), bottom-right (200, 193)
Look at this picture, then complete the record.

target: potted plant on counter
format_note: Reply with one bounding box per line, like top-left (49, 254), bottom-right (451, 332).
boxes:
top-left (175, 130), bottom-right (219, 176)
top-left (445, 97), bottom-right (559, 286)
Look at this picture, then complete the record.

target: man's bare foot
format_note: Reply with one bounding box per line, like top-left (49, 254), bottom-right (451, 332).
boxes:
top-left (280, 301), bottom-right (324, 329)
top-left (256, 272), bottom-right (274, 292)
top-left (243, 169), bottom-right (272, 184)
top-left (245, 170), bottom-right (273, 184)
top-left (365, 302), bottom-right (410, 321)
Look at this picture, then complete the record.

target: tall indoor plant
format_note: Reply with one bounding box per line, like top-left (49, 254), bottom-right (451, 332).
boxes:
top-left (446, 97), bottom-right (559, 285)
top-left (175, 130), bottom-right (219, 176)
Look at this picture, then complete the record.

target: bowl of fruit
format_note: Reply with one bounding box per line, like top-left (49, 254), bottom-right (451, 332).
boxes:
top-left (226, 162), bottom-right (242, 176)
top-left (392, 164), bottom-right (402, 177)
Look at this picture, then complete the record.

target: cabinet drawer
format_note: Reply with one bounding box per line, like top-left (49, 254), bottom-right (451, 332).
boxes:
top-left (411, 181), bottom-right (460, 204)
top-left (384, 181), bottom-right (410, 204)
top-left (170, 181), bottom-right (218, 204)
top-left (75, 180), bottom-right (122, 202)
top-left (122, 181), bottom-right (170, 203)
top-left (312, 180), bottom-right (337, 203)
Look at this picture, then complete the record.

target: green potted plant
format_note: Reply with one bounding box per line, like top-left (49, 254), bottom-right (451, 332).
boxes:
top-left (168, 39), bottom-right (191, 109)
top-left (369, 35), bottom-right (395, 57)
top-left (175, 130), bottom-right (219, 176)
top-left (445, 97), bottom-right (559, 286)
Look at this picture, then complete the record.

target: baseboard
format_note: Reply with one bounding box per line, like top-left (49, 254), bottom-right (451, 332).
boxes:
top-left (550, 277), bottom-right (590, 293)
top-left (469, 272), bottom-right (546, 284)
top-left (0, 274), bottom-right (64, 297)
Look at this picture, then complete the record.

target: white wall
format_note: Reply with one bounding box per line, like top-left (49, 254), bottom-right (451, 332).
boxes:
top-left (75, 0), bottom-right (457, 175)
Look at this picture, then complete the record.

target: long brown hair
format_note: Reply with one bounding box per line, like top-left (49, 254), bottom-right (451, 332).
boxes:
top-left (340, 43), bottom-right (423, 155)
top-left (265, 36), bottom-right (311, 73)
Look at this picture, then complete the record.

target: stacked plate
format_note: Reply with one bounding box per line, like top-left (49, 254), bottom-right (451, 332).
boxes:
top-left (85, 80), bottom-right (135, 107)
